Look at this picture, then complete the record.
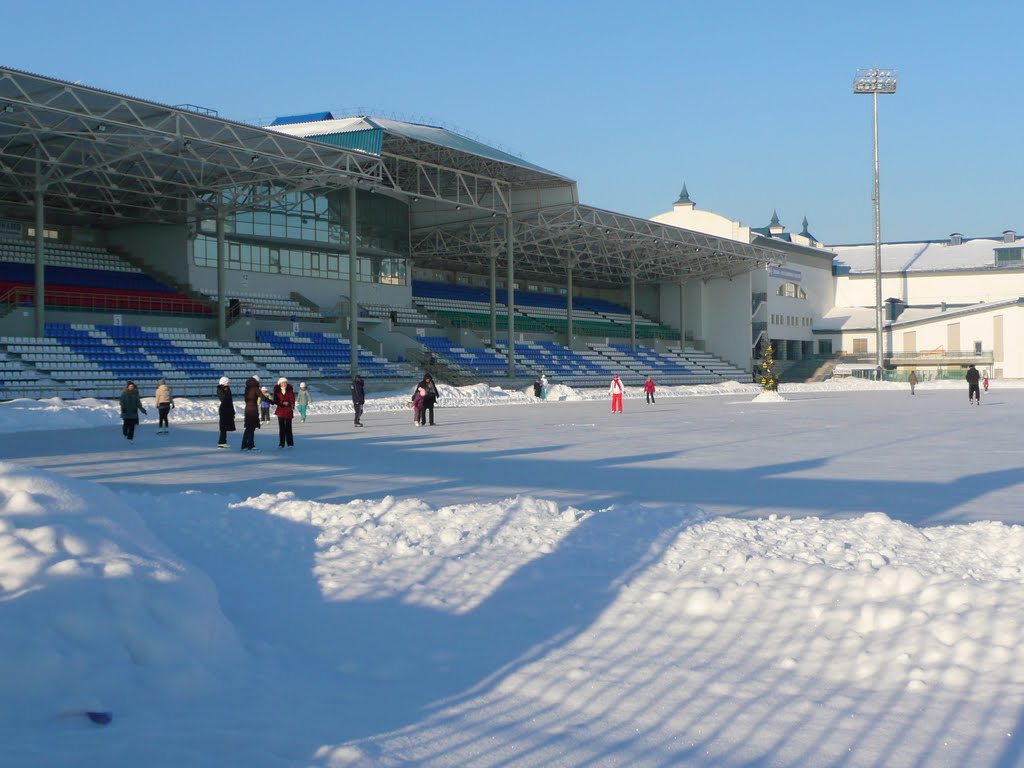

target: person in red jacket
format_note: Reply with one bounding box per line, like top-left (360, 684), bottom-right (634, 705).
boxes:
top-left (644, 376), bottom-right (656, 404)
top-left (273, 377), bottom-right (296, 448)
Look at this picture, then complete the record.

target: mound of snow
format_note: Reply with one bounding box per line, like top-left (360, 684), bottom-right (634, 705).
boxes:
top-left (0, 462), bottom-right (244, 718)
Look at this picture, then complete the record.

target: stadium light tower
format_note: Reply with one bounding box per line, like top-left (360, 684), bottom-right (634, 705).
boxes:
top-left (853, 67), bottom-right (898, 377)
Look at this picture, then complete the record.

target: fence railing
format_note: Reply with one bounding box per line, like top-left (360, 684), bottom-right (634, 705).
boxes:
top-left (0, 285), bottom-right (214, 317)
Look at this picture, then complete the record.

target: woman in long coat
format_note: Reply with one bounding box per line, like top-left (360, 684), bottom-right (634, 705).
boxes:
top-left (273, 377), bottom-right (296, 448)
top-left (217, 376), bottom-right (236, 448)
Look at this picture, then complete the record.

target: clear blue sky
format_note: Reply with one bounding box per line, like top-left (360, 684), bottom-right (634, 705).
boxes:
top-left (7, 0), bottom-right (1022, 244)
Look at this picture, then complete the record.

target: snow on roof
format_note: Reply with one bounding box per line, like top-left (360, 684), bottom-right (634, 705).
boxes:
top-left (832, 237), bottom-right (1014, 274)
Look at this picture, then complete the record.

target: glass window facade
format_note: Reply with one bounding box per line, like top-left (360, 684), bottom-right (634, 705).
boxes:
top-left (193, 186), bottom-right (409, 285)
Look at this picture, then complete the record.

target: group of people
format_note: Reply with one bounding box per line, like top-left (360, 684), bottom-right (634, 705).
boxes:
top-left (907, 365), bottom-right (989, 404)
top-left (411, 373), bottom-right (439, 426)
top-left (218, 375), bottom-right (312, 451)
top-left (608, 374), bottom-right (658, 412)
top-left (119, 377), bottom-right (177, 441)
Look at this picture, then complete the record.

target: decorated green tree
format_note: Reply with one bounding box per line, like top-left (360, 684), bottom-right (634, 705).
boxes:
top-left (759, 338), bottom-right (778, 391)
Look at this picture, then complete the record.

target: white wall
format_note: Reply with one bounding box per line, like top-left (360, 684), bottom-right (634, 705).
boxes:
top-left (835, 269), bottom-right (1024, 307)
top-left (702, 272), bottom-right (752, 369)
top-left (651, 204), bottom-right (751, 243)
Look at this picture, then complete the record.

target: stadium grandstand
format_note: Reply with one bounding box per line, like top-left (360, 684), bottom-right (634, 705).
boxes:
top-left (0, 66), bottom-right (788, 400)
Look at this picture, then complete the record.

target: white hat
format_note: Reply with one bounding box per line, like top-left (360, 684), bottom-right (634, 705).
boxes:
top-left (219, 376), bottom-right (230, 386)
top-left (278, 377), bottom-right (288, 385)
top-left (252, 374), bottom-right (261, 383)
top-left (299, 382), bottom-right (306, 389)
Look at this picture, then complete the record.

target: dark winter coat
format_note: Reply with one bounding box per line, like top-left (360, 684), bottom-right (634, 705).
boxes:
top-left (966, 367), bottom-right (981, 386)
top-left (218, 385), bottom-right (236, 432)
top-left (119, 386), bottom-right (146, 422)
top-left (273, 384), bottom-right (296, 419)
top-left (417, 378), bottom-right (439, 407)
top-left (352, 376), bottom-right (365, 405)
top-left (244, 377), bottom-right (262, 430)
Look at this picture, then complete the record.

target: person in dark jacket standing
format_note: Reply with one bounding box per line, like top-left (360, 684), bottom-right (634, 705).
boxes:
top-left (241, 374), bottom-right (262, 451)
top-left (273, 377), bottom-right (296, 448)
top-left (217, 376), bottom-right (236, 448)
top-left (417, 373), bottom-right (439, 426)
top-left (119, 380), bottom-right (147, 442)
top-left (352, 374), bottom-right (366, 427)
top-left (966, 364), bottom-right (981, 405)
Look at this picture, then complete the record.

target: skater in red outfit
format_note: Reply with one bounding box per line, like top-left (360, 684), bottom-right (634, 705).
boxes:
top-left (983, 375), bottom-right (989, 392)
top-left (609, 374), bottom-right (624, 413)
top-left (644, 376), bottom-right (656, 404)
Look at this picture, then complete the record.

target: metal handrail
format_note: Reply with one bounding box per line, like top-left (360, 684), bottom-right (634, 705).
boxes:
top-left (0, 285), bottom-right (214, 316)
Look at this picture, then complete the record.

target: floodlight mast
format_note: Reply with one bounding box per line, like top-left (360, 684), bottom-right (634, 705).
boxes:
top-left (853, 68), bottom-right (898, 378)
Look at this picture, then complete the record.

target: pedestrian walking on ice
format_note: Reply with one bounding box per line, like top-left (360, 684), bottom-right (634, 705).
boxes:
top-left (241, 374), bottom-right (262, 451)
top-left (273, 377), bottom-right (296, 448)
top-left (154, 378), bottom-right (174, 433)
top-left (908, 370), bottom-right (918, 395)
top-left (609, 374), bottom-right (624, 413)
top-left (966, 364), bottom-right (981, 405)
top-left (644, 376), bottom-right (656, 404)
top-left (217, 376), bottom-right (236, 448)
top-left (296, 382), bottom-right (312, 422)
top-left (983, 375), bottom-right (989, 392)
top-left (351, 375), bottom-right (365, 427)
top-left (119, 380), bottom-right (146, 442)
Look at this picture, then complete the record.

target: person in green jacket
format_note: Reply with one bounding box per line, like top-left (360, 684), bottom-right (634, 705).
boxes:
top-left (119, 381), bottom-right (147, 442)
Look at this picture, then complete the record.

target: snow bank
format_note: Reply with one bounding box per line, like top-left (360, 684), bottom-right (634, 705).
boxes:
top-left (0, 462), bottom-right (244, 719)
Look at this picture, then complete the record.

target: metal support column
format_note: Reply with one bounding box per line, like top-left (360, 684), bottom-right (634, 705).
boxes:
top-left (216, 210), bottom-right (226, 342)
top-left (349, 186), bottom-right (359, 381)
top-left (629, 272), bottom-right (637, 351)
top-left (506, 216), bottom-right (515, 378)
top-left (871, 90), bottom-right (884, 376)
top-left (566, 264), bottom-right (574, 342)
top-left (678, 279), bottom-right (686, 349)
top-left (489, 248), bottom-right (497, 346)
top-left (33, 186), bottom-right (45, 337)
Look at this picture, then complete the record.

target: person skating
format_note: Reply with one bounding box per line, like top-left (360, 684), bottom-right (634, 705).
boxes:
top-left (217, 376), bottom-right (236, 448)
top-left (609, 374), bottom-right (624, 413)
top-left (273, 377), bottom-right (296, 448)
top-left (119, 380), bottom-right (146, 442)
top-left (259, 386), bottom-right (272, 424)
top-left (983, 375), bottom-right (989, 392)
top-left (417, 373), bottom-right (439, 426)
top-left (296, 382), bottom-right (312, 422)
top-left (154, 378), bottom-right (174, 433)
top-left (908, 370), bottom-right (918, 395)
top-left (644, 376), bottom-right (656, 404)
top-left (411, 384), bottom-right (426, 426)
top-left (351, 375), bottom-right (365, 427)
top-left (241, 374), bottom-right (262, 451)
top-left (540, 374), bottom-right (549, 400)
top-left (966, 364), bottom-right (981, 405)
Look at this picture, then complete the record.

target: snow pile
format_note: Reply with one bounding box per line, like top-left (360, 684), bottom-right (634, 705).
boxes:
top-left (0, 463), bottom-right (243, 721)
top-left (751, 389), bottom-right (788, 403)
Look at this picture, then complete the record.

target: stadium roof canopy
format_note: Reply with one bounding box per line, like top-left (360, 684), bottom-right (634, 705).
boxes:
top-left (0, 66), bottom-right (786, 290)
top-left (0, 67), bottom-right (384, 225)
top-left (273, 116), bottom-right (787, 288)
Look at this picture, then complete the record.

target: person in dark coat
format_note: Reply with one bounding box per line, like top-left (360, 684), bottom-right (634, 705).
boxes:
top-left (966, 364), bottom-right (981, 405)
top-left (119, 380), bottom-right (146, 442)
top-left (241, 374), bottom-right (262, 451)
top-left (217, 376), bottom-right (236, 448)
top-left (417, 373), bottom-right (439, 426)
top-left (352, 374), bottom-right (366, 427)
top-left (273, 377), bottom-right (296, 448)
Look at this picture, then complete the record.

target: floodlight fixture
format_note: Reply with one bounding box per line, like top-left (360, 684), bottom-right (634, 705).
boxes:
top-left (853, 66), bottom-right (898, 377)
top-left (1, 104), bottom-right (14, 113)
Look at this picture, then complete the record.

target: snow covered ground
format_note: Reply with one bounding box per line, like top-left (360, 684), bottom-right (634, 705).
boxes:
top-left (1, 378), bottom-right (1022, 767)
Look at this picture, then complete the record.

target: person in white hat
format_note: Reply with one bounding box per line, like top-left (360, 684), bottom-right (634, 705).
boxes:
top-left (296, 382), bottom-right (312, 423)
top-left (216, 376), bottom-right (235, 448)
top-left (609, 374), bottom-right (624, 413)
top-left (272, 377), bottom-right (296, 448)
